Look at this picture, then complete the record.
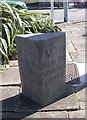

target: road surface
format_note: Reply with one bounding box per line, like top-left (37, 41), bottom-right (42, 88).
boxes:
top-left (29, 8), bottom-right (86, 22)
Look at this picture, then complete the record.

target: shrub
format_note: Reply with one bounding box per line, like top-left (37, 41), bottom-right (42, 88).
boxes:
top-left (0, 1), bottom-right (61, 65)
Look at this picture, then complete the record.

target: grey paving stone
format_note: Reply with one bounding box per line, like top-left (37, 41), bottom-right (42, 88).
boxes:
top-left (69, 50), bottom-right (86, 63)
top-left (0, 112), bottom-right (69, 119)
top-left (0, 86), bottom-right (41, 112)
top-left (25, 111), bottom-right (68, 118)
top-left (79, 102), bottom-right (85, 110)
top-left (66, 53), bottom-right (72, 62)
top-left (0, 87), bottom-right (20, 100)
top-left (76, 87), bottom-right (87, 110)
top-left (0, 67), bottom-right (21, 85)
top-left (58, 21), bottom-right (85, 63)
top-left (9, 60), bottom-right (18, 67)
top-left (0, 85), bottom-right (79, 113)
top-left (66, 40), bottom-right (76, 52)
top-left (68, 110), bottom-right (85, 119)
top-left (41, 93), bottom-right (79, 111)
top-left (0, 87), bottom-right (20, 111)
top-left (76, 88), bottom-right (86, 102)
top-left (70, 39), bottom-right (85, 51)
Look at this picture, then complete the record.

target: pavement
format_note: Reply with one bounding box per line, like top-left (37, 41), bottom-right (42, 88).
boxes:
top-left (0, 19), bottom-right (87, 119)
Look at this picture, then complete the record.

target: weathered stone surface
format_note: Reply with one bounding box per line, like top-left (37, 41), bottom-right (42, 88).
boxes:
top-left (9, 60), bottom-right (18, 67)
top-left (0, 84), bottom-right (79, 112)
top-left (1, 112), bottom-right (69, 119)
top-left (66, 53), bottom-right (72, 62)
top-left (68, 110), bottom-right (85, 119)
top-left (69, 50), bottom-right (86, 63)
top-left (66, 40), bottom-right (76, 52)
top-left (76, 88), bottom-right (85, 102)
top-left (58, 21), bottom-right (86, 64)
top-left (25, 111), bottom-right (68, 118)
top-left (0, 87), bottom-right (20, 111)
top-left (0, 87), bottom-right (20, 100)
top-left (76, 87), bottom-right (87, 110)
top-left (41, 93), bottom-right (79, 111)
top-left (0, 67), bottom-right (21, 85)
top-left (16, 32), bottom-right (66, 106)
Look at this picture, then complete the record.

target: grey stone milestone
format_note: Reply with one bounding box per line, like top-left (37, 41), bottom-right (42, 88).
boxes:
top-left (16, 32), bottom-right (66, 106)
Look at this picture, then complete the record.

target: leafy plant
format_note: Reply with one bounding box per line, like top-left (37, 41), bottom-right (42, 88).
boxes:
top-left (0, 1), bottom-right (61, 65)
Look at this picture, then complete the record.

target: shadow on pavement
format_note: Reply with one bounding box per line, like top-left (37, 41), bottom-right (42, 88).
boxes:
top-left (1, 73), bottom-right (87, 119)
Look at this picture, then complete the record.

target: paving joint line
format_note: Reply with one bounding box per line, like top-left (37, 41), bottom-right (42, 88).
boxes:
top-left (70, 40), bottom-right (78, 51)
top-left (1, 108), bottom-right (80, 113)
top-left (0, 84), bottom-right (21, 87)
top-left (68, 52), bottom-right (74, 61)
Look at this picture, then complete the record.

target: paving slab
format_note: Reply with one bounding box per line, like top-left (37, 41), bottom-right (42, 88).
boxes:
top-left (79, 102), bottom-right (85, 110)
top-left (66, 53), bottom-right (72, 62)
top-left (0, 67), bottom-right (21, 85)
top-left (66, 40), bottom-right (76, 52)
top-left (0, 87), bottom-right (20, 112)
top-left (9, 60), bottom-right (18, 67)
top-left (70, 38), bottom-right (85, 51)
top-left (58, 21), bottom-right (86, 64)
top-left (0, 85), bottom-right (79, 112)
top-left (41, 93), bottom-right (79, 111)
top-left (76, 87), bottom-right (86, 102)
top-left (25, 111), bottom-right (69, 119)
top-left (0, 87), bottom-right (20, 100)
top-left (75, 87), bottom-right (87, 110)
top-left (68, 110), bottom-right (85, 119)
top-left (0, 87), bottom-right (41, 112)
top-left (17, 83), bottom-right (79, 111)
top-left (1, 112), bottom-right (69, 119)
top-left (69, 50), bottom-right (86, 63)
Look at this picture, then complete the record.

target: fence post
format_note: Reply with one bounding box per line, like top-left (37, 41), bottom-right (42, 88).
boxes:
top-left (51, 0), bottom-right (54, 20)
top-left (63, 0), bottom-right (68, 22)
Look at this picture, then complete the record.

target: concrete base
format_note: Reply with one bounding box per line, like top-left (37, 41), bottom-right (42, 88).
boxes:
top-left (16, 32), bottom-right (66, 106)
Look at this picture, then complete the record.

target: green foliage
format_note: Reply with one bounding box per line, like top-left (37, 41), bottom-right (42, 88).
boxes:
top-left (0, 1), bottom-right (61, 65)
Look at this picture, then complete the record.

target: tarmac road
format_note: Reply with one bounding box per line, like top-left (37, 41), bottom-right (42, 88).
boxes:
top-left (29, 8), bottom-right (86, 22)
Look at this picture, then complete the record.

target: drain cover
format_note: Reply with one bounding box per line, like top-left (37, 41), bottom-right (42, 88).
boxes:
top-left (66, 63), bottom-right (80, 84)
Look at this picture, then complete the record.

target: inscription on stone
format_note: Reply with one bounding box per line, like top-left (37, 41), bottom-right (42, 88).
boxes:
top-left (16, 32), bottom-right (66, 106)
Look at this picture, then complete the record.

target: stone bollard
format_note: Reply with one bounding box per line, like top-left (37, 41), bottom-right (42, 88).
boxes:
top-left (16, 32), bottom-right (66, 106)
